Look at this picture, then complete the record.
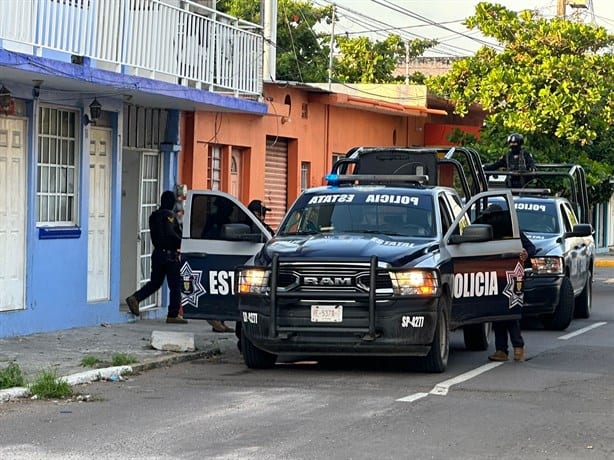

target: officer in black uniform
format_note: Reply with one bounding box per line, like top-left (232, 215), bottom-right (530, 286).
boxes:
top-left (248, 199), bottom-right (274, 236)
top-left (479, 204), bottom-right (536, 362)
top-left (484, 133), bottom-right (536, 187)
top-left (126, 190), bottom-right (186, 324)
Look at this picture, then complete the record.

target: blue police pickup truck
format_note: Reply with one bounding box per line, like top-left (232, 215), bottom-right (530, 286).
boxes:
top-left (178, 147), bottom-right (530, 373)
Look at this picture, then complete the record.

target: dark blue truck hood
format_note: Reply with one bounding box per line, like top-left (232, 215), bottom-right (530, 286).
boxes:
top-left (526, 234), bottom-right (562, 256)
top-left (254, 233), bottom-right (436, 267)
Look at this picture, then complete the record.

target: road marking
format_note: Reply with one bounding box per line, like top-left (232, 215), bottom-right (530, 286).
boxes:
top-left (397, 362), bottom-right (504, 402)
top-left (558, 322), bottom-right (607, 340)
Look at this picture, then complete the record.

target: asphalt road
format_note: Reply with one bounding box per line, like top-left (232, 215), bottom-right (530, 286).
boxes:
top-left (2, 268), bottom-right (614, 460)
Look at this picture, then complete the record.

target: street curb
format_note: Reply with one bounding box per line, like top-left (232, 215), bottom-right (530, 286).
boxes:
top-left (595, 259), bottom-right (614, 268)
top-left (0, 345), bottom-right (222, 402)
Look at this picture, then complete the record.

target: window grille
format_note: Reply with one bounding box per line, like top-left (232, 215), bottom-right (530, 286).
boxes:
top-left (301, 162), bottom-right (311, 191)
top-left (37, 106), bottom-right (79, 225)
top-left (208, 145), bottom-right (222, 190)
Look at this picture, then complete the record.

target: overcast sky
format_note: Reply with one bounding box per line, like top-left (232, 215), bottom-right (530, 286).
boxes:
top-left (310, 0), bottom-right (614, 57)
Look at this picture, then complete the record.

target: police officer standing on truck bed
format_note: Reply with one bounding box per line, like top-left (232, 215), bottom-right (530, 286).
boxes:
top-left (484, 133), bottom-right (536, 187)
top-left (126, 190), bottom-right (187, 324)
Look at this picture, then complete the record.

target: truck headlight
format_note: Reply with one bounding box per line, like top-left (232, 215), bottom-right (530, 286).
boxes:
top-left (530, 257), bottom-right (563, 274)
top-left (238, 269), bottom-right (269, 294)
top-left (389, 270), bottom-right (439, 296)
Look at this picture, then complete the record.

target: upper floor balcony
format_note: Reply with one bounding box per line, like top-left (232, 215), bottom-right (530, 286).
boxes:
top-left (0, 0), bottom-right (263, 98)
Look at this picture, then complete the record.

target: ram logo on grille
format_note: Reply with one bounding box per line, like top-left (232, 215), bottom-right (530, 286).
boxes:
top-left (303, 276), bottom-right (353, 286)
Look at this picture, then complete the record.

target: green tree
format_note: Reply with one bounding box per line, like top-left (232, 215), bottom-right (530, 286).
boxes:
top-left (217, 0), bottom-right (261, 22)
top-left (334, 35), bottom-right (437, 84)
top-left (429, 2), bottom-right (614, 203)
top-left (218, 0), bottom-right (333, 82)
top-left (218, 1), bottom-right (436, 84)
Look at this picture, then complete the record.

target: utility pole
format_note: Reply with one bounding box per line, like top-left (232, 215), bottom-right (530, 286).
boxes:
top-left (328, 4), bottom-right (335, 90)
top-left (557, 0), bottom-right (566, 18)
top-left (404, 40), bottom-right (410, 85)
top-left (263, 0), bottom-right (278, 81)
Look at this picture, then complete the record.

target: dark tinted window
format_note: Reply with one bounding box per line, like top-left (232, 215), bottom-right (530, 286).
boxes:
top-left (190, 195), bottom-right (267, 242)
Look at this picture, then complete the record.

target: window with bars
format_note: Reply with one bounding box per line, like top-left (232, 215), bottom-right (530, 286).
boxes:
top-left (208, 145), bottom-right (222, 190)
top-left (37, 106), bottom-right (79, 225)
top-left (301, 161), bottom-right (311, 191)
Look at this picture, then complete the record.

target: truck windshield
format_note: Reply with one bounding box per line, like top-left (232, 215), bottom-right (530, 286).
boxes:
top-left (515, 201), bottom-right (560, 234)
top-left (278, 192), bottom-right (435, 238)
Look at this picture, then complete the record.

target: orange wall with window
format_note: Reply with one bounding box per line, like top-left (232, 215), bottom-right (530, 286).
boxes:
top-left (179, 84), bottom-right (481, 216)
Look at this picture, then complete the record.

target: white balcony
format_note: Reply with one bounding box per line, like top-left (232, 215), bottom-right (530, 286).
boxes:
top-left (0, 0), bottom-right (263, 97)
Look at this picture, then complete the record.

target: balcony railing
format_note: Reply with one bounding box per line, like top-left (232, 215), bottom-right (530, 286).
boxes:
top-left (0, 0), bottom-right (263, 97)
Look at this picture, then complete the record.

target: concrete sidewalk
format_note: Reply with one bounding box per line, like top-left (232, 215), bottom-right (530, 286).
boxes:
top-left (0, 319), bottom-right (237, 402)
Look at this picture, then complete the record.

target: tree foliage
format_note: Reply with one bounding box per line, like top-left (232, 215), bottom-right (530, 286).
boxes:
top-left (218, 0), bottom-right (435, 84)
top-left (219, 0), bottom-right (333, 82)
top-left (429, 2), bottom-right (614, 203)
top-left (334, 35), bottom-right (437, 83)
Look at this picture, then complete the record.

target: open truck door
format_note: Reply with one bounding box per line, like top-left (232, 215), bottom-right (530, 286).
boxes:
top-left (180, 191), bottom-right (272, 321)
top-left (443, 190), bottom-right (525, 331)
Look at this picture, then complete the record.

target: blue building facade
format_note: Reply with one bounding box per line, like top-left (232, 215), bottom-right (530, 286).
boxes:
top-left (0, 0), bottom-right (267, 338)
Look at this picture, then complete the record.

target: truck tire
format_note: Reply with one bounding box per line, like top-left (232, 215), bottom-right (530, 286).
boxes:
top-left (574, 270), bottom-right (592, 319)
top-left (463, 322), bottom-right (492, 351)
top-left (242, 329), bottom-right (277, 369)
top-left (423, 296), bottom-right (450, 373)
top-left (541, 277), bottom-right (574, 330)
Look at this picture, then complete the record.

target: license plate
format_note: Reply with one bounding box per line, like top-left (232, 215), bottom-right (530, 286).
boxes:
top-left (311, 305), bottom-right (343, 323)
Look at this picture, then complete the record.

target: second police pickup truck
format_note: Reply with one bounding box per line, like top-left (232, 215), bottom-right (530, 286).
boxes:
top-left (484, 164), bottom-right (595, 330)
top-left (179, 147), bottom-right (528, 373)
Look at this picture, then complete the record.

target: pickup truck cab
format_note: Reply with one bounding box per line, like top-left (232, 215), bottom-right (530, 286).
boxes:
top-left (179, 147), bottom-right (527, 373)
top-left (232, 148), bottom-right (527, 373)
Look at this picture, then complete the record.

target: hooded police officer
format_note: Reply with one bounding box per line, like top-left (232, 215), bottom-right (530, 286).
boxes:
top-left (484, 134), bottom-right (536, 188)
top-left (126, 190), bottom-right (186, 324)
top-left (484, 133), bottom-right (536, 173)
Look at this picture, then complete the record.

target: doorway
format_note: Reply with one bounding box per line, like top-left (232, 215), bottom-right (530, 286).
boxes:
top-left (87, 127), bottom-right (112, 302)
top-left (0, 117), bottom-right (27, 311)
top-left (120, 150), bottom-right (162, 311)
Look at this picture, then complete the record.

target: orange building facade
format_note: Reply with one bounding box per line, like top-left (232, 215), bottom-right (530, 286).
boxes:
top-left (180, 83), bottom-right (484, 229)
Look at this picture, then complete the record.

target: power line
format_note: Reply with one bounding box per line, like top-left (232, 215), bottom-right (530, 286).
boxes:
top-left (313, 0), bottom-right (479, 56)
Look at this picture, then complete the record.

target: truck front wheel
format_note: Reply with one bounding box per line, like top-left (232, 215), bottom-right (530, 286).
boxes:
top-left (423, 295), bottom-right (450, 373)
top-left (242, 329), bottom-right (277, 369)
top-left (541, 277), bottom-right (574, 330)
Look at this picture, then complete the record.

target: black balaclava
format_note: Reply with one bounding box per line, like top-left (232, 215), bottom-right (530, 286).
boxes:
top-left (160, 191), bottom-right (176, 210)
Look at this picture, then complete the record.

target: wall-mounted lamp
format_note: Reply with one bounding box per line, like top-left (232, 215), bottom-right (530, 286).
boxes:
top-left (83, 97), bottom-right (102, 126)
top-left (0, 85), bottom-right (12, 114)
top-left (281, 116), bottom-right (291, 125)
top-left (32, 80), bottom-right (44, 98)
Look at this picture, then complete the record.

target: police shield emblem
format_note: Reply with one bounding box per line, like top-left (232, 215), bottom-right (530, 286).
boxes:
top-left (182, 275), bottom-right (194, 295)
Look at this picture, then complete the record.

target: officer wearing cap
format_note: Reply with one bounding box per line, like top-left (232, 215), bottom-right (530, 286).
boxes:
top-left (248, 199), bottom-right (273, 236)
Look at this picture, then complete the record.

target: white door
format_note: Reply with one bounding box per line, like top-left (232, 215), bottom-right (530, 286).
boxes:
top-left (87, 127), bottom-right (112, 301)
top-left (0, 117), bottom-right (27, 311)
